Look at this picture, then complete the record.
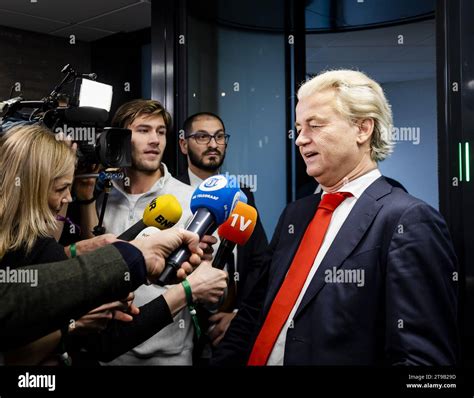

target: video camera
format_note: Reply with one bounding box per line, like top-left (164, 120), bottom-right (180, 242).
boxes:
top-left (0, 64), bottom-right (131, 168)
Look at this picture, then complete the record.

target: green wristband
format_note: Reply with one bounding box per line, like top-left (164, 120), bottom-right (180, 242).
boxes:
top-left (181, 279), bottom-right (201, 339)
top-left (181, 279), bottom-right (193, 306)
top-left (70, 243), bottom-right (77, 258)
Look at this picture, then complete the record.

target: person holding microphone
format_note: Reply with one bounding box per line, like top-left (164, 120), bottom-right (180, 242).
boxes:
top-left (0, 124), bottom-right (227, 365)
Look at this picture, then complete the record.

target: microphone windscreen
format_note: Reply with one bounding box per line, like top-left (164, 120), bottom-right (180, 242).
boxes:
top-left (143, 194), bottom-right (182, 230)
top-left (135, 226), bottom-right (160, 238)
top-left (190, 175), bottom-right (243, 225)
top-left (218, 201), bottom-right (257, 246)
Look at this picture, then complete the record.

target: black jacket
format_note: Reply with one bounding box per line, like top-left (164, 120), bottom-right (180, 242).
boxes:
top-left (0, 238), bottom-right (173, 360)
top-left (0, 245), bottom-right (136, 350)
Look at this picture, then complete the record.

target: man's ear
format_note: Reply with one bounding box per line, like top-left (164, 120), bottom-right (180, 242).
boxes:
top-left (356, 119), bottom-right (374, 145)
top-left (179, 138), bottom-right (188, 155)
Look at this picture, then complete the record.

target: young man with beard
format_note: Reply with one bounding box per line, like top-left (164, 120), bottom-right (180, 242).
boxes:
top-left (78, 100), bottom-right (200, 365)
top-left (177, 112), bottom-right (268, 349)
top-left (178, 113), bottom-right (228, 185)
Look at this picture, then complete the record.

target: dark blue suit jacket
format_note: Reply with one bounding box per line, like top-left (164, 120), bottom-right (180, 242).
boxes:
top-left (212, 177), bottom-right (459, 365)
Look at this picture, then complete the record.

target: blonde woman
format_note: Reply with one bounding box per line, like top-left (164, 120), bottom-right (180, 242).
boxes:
top-left (0, 124), bottom-right (136, 364)
top-left (0, 124), bottom-right (227, 365)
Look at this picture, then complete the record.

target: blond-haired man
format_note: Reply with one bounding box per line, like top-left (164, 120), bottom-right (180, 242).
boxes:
top-left (213, 70), bottom-right (458, 366)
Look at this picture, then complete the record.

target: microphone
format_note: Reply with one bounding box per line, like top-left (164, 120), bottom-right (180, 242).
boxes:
top-left (212, 201), bottom-right (258, 270)
top-left (135, 226), bottom-right (160, 239)
top-left (117, 194), bottom-right (182, 241)
top-left (157, 174), bottom-right (243, 286)
top-left (238, 189), bottom-right (248, 204)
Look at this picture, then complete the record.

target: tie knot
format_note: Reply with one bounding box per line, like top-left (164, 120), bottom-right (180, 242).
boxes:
top-left (318, 192), bottom-right (353, 212)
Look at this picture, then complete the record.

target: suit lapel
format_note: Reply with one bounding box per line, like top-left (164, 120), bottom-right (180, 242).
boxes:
top-left (263, 194), bottom-right (321, 314)
top-left (293, 177), bottom-right (391, 318)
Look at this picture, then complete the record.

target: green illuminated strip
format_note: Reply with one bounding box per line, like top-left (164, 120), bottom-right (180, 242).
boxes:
top-left (466, 142), bottom-right (470, 182)
top-left (459, 142), bottom-right (463, 181)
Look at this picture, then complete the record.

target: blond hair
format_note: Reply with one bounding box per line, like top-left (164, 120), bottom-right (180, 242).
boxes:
top-left (0, 124), bottom-right (76, 259)
top-left (297, 69), bottom-right (394, 161)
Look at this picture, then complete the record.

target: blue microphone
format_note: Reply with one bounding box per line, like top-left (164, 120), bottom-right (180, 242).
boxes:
top-left (157, 175), bottom-right (243, 286)
top-left (238, 189), bottom-right (248, 204)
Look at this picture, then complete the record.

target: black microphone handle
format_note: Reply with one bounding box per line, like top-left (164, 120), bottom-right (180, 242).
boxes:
top-left (157, 208), bottom-right (216, 286)
top-left (117, 220), bottom-right (146, 241)
top-left (212, 239), bottom-right (237, 270)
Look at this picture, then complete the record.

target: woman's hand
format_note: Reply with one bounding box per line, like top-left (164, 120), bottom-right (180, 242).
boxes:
top-left (65, 233), bottom-right (117, 257)
top-left (74, 164), bottom-right (100, 201)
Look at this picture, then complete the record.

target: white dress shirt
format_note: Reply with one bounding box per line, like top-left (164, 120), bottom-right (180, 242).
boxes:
top-left (267, 169), bottom-right (382, 365)
top-left (188, 168), bottom-right (205, 188)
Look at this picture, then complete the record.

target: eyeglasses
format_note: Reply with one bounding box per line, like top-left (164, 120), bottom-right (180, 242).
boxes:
top-left (187, 132), bottom-right (230, 145)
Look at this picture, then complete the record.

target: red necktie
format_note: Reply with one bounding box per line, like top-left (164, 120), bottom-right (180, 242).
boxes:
top-left (247, 192), bottom-right (353, 366)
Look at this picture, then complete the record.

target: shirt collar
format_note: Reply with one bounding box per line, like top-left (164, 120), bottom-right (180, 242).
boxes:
top-left (187, 168), bottom-right (205, 189)
top-left (322, 168), bottom-right (382, 199)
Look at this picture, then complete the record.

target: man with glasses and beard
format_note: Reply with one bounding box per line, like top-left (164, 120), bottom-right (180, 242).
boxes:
top-left (178, 113), bottom-right (229, 184)
top-left (177, 112), bottom-right (268, 357)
